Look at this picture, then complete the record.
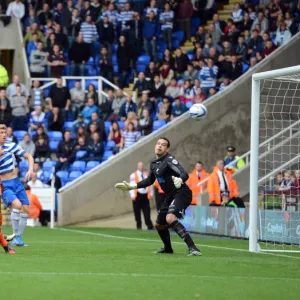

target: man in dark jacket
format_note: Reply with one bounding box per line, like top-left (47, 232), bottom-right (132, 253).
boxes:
top-left (0, 88), bottom-right (11, 126)
top-left (143, 11), bottom-right (160, 63)
top-left (119, 95), bottom-right (137, 121)
top-left (226, 54), bottom-right (243, 81)
top-left (138, 109), bottom-right (153, 136)
top-left (174, 48), bottom-right (189, 77)
top-left (55, 131), bottom-right (76, 171)
top-left (99, 46), bottom-right (113, 82)
top-left (98, 16), bottom-right (114, 52)
top-left (69, 34), bottom-right (91, 76)
top-left (38, 3), bottom-right (53, 26)
top-left (88, 132), bottom-right (104, 162)
top-left (133, 72), bottom-right (150, 97)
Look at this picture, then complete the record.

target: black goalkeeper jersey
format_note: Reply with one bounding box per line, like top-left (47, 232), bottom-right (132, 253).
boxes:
top-left (136, 153), bottom-right (191, 197)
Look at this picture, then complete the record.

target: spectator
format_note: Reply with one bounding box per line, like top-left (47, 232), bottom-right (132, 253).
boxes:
top-left (25, 8), bottom-right (39, 27)
top-left (53, 2), bottom-right (65, 27)
top-left (108, 121), bottom-right (122, 153)
top-left (77, 125), bottom-right (87, 140)
top-left (199, 58), bottom-right (218, 94)
top-left (89, 112), bottom-right (105, 140)
top-left (67, 8), bottom-right (81, 43)
top-left (171, 98), bottom-right (187, 120)
top-left (161, 48), bottom-right (175, 70)
top-left (125, 111), bottom-right (138, 129)
top-left (25, 184), bottom-right (43, 223)
top-left (32, 125), bottom-right (49, 144)
top-left (180, 80), bottom-right (195, 103)
top-left (128, 12), bottom-right (143, 56)
top-left (236, 36), bottom-right (248, 63)
top-left (207, 159), bottom-right (245, 207)
top-left (145, 0), bottom-right (159, 17)
top-left (119, 95), bottom-right (137, 121)
top-left (6, 127), bottom-right (18, 143)
top-left (79, 14), bottom-right (98, 45)
top-left (33, 162), bottom-right (43, 179)
top-left (186, 161), bottom-right (209, 205)
top-left (30, 81), bottom-right (46, 111)
top-left (138, 109), bottom-right (153, 136)
top-left (145, 61), bottom-right (159, 82)
top-left (48, 44), bottom-right (67, 78)
top-left (262, 39), bottom-right (277, 58)
top-left (177, 0), bottom-right (194, 42)
top-left (121, 122), bottom-right (141, 150)
top-left (28, 173), bottom-right (45, 188)
top-left (87, 132), bottom-right (104, 162)
top-left (195, 26), bottom-right (207, 46)
top-left (6, 0), bottom-right (25, 19)
top-left (9, 84), bottom-right (28, 131)
top-left (56, 131), bottom-right (75, 171)
top-left (117, 35), bottom-right (133, 89)
top-left (219, 76), bottom-right (231, 91)
top-left (0, 88), bottom-right (11, 126)
top-left (212, 13), bottom-right (227, 34)
top-left (99, 46), bottom-right (113, 82)
top-left (157, 97), bottom-right (171, 122)
top-left (30, 42), bottom-right (48, 78)
top-left (159, 61), bottom-right (174, 86)
top-left (69, 34), bottom-right (91, 76)
top-left (84, 84), bottom-right (99, 105)
top-left (165, 78), bottom-right (181, 100)
top-left (82, 98), bottom-right (99, 123)
top-left (70, 81), bottom-right (85, 118)
top-left (150, 74), bottom-right (166, 102)
top-left (34, 135), bottom-right (50, 162)
top-left (28, 106), bottom-right (46, 132)
top-left (6, 75), bottom-right (29, 99)
top-left (193, 87), bottom-right (207, 103)
top-left (38, 3), bottom-right (53, 26)
top-left (279, 171), bottom-right (294, 192)
top-left (0, 63), bottom-right (9, 88)
top-left (206, 24), bottom-right (222, 47)
top-left (118, 2), bottom-right (134, 38)
top-left (80, 0), bottom-right (96, 22)
top-left (275, 22), bottom-right (292, 46)
top-left (159, 3), bottom-right (174, 50)
top-left (249, 57), bottom-right (258, 69)
top-left (240, 12), bottom-right (253, 32)
top-left (231, 3), bottom-right (244, 26)
top-left (19, 134), bottom-right (36, 157)
top-left (143, 11), bottom-right (160, 63)
top-left (110, 90), bottom-right (126, 121)
top-left (174, 48), bottom-right (189, 77)
top-left (73, 136), bottom-right (89, 161)
top-left (251, 11), bottom-right (269, 34)
top-left (224, 146), bottom-right (246, 171)
top-left (98, 16), bottom-right (114, 51)
top-left (226, 54), bottom-right (243, 81)
top-left (99, 90), bottom-right (114, 120)
top-left (48, 107), bottom-right (64, 132)
top-left (26, 32), bottom-right (39, 57)
top-left (72, 113), bottom-right (87, 135)
top-left (248, 29), bottom-right (263, 58)
top-left (137, 93), bottom-right (153, 119)
top-left (24, 23), bottom-right (45, 46)
top-left (46, 32), bottom-right (57, 54)
top-left (48, 78), bottom-right (71, 120)
top-left (182, 64), bottom-right (198, 82)
top-left (207, 87), bottom-right (217, 99)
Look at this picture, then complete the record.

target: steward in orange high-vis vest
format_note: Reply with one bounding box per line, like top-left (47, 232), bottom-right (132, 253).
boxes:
top-left (129, 162), bottom-right (154, 230)
top-left (154, 179), bottom-right (164, 211)
top-left (207, 160), bottom-right (245, 208)
top-left (186, 162), bottom-right (209, 205)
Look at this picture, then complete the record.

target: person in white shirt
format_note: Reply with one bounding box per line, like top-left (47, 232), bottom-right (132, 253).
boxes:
top-left (129, 162), bottom-right (154, 230)
top-left (28, 173), bottom-right (45, 188)
top-left (6, 0), bottom-right (25, 19)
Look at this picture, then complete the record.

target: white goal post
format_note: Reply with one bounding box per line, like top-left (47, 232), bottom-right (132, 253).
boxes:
top-left (249, 65), bottom-right (300, 253)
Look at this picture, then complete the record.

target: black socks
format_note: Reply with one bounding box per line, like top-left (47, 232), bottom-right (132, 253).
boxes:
top-left (169, 220), bottom-right (195, 248)
top-left (156, 227), bottom-right (172, 250)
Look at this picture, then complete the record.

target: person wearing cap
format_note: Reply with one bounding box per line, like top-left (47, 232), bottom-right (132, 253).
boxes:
top-left (72, 113), bottom-right (87, 135)
top-left (224, 146), bottom-right (245, 171)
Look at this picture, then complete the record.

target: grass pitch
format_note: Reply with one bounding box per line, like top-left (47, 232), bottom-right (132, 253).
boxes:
top-left (1, 226), bottom-right (299, 300)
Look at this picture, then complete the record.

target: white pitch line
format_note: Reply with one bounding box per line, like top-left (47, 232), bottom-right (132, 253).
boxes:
top-left (0, 271), bottom-right (299, 281)
top-left (57, 228), bottom-right (300, 260)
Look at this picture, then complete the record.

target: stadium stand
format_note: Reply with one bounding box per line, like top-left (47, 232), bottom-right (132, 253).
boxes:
top-left (0, 0), bottom-right (299, 187)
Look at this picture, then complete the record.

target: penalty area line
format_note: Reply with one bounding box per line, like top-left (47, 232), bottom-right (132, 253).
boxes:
top-left (57, 228), bottom-right (300, 260)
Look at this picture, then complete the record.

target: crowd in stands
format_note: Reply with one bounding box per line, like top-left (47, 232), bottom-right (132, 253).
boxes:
top-left (0, 0), bottom-right (300, 186)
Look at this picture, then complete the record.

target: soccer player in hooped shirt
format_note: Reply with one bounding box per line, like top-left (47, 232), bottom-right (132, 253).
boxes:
top-left (115, 137), bottom-right (201, 256)
top-left (0, 124), bottom-right (34, 247)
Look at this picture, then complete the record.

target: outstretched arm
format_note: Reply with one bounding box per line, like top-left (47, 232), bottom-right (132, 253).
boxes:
top-left (137, 169), bottom-right (155, 189)
top-left (23, 152), bottom-right (34, 181)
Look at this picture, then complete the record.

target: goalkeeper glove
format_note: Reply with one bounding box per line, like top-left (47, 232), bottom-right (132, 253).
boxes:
top-left (115, 181), bottom-right (137, 191)
top-left (172, 176), bottom-right (183, 189)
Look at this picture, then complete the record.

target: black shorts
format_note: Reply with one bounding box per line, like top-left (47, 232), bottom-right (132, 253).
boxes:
top-left (156, 188), bottom-right (192, 225)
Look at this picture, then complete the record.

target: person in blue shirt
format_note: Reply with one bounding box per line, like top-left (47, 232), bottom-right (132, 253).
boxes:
top-left (81, 98), bottom-right (99, 123)
top-left (171, 97), bottom-right (187, 120)
top-left (143, 11), bottom-right (160, 62)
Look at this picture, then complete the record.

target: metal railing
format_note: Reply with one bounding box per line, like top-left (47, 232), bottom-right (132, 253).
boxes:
top-left (31, 76), bottom-right (128, 104)
top-left (197, 118), bottom-right (300, 198)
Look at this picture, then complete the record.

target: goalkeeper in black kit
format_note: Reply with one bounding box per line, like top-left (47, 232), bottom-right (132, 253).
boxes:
top-left (115, 137), bottom-right (201, 256)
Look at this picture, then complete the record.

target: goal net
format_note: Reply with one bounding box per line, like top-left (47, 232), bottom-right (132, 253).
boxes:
top-left (249, 66), bottom-right (300, 253)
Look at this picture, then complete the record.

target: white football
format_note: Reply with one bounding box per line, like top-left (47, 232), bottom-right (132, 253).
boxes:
top-left (189, 103), bottom-right (207, 120)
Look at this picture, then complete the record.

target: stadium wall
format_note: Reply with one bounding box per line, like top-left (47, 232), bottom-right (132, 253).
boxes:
top-left (0, 18), bottom-right (30, 86)
top-left (58, 32), bottom-right (300, 226)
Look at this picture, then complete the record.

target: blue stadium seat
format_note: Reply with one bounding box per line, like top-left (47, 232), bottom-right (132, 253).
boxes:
top-left (49, 140), bottom-right (60, 152)
top-left (29, 130), bottom-right (37, 139)
top-left (137, 55), bottom-right (151, 65)
top-left (87, 56), bottom-right (94, 65)
top-left (171, 39), bottom-right (180, 50)
top-left (42, 161), bottom-right (56, 172)
top-left (105, 121), bottom-right (111, 137)
top-left (187, 53), bottom-right (194, 61)
top-left (191, 18), bottom-right (201, 35)
top-left (117, 121), bottom-right (124, 130)
top-left (70, 161), bottom-right (86, 172)
top-left (67, 80), bottom-right (77, 90)
top-left (105, 140), bottom-right (115, 150)
top-left (43, 87), bottom-right (50, 97)
top-left (56, 171), bottom-right (69, 185)
top-left (112, 55), bottom-right (117, 64)
top-left (68, 171), bottom-right (83, 182)
top-left (153, 120), bottom-right (166, 131)
top-left (48, 131), bottom-right (63, 141)
top-left (76, 150), bottom-right (88, 159)
top-left (85, 80), bottom-right (99, 91)
top-left (172, 31), bottom-right (184, 43)
top-left (186, 101), bottom-right (193, 109)
top-left (243, 63), bottom-right (249, 73)
top-left (136, 64), bottom-right (147, 73)
top-left (64, 121), bottom-right (73, 131)
top-left (157, 51), bottom-right (163, 61)
top-left (14, 130), bottom-right (27, 142)
top-left (64, 65), bottom-right (71, 76)
top-left (102, 150), bottom-right (113, 161)
top-left (157, 41), bottom-right (167, 53)
top-left (41, 171), bottom-right (51, 184)
top-left (85, 65), bottom-right (97, 76)
top-left (113, 64), bottom-right (119, 74)
top-left (94, 41), bottom-right (101, 53)
top-left (85, 161), bottom-right (100, 172)
top-left (19, 160), bottom-right (29, 172)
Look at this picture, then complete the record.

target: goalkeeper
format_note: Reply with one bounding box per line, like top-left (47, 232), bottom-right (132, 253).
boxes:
top-left (115, 137), bottom-right (201, 256)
